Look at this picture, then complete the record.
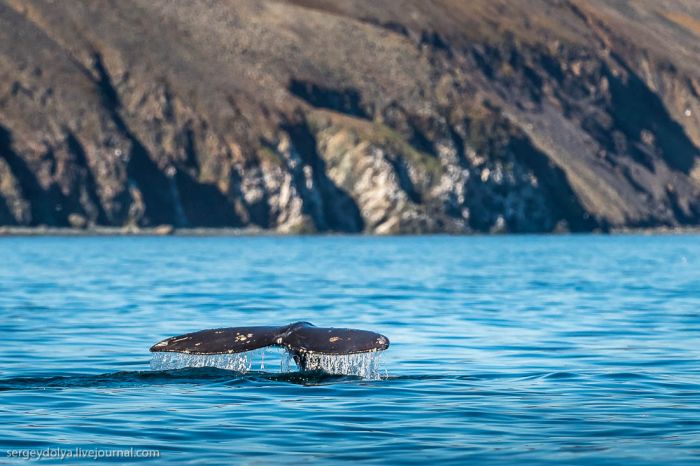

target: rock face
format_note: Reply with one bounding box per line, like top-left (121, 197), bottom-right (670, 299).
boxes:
top-left (1, 0), bottom-right (700, 233)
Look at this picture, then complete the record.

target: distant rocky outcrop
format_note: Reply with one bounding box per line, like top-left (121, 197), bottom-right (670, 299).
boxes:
top-left (1, 0), bottom-right (700, 233)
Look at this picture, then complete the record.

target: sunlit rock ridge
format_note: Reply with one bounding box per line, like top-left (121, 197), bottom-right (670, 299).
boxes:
top-left (1, 0), bottom-right (700, 233)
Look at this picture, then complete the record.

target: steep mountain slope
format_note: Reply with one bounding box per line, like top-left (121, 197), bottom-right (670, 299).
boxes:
top-left (1, 0), bottom-right (699, 232)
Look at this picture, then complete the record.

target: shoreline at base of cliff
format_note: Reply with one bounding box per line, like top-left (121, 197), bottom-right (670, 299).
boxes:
top-left (1, 226), bottom-right (699, 237)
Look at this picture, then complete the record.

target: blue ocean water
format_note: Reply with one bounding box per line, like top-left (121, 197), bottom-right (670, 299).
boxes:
top-left (1, 235), bottom-right (699, 464)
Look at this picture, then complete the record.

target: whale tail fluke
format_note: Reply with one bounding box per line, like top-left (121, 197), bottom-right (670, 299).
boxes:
top-left (150, 322), bottom-right (389, 370)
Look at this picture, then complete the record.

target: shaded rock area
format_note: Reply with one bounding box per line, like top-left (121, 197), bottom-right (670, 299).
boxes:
top-left (1, 0), bottom-right (700, 233)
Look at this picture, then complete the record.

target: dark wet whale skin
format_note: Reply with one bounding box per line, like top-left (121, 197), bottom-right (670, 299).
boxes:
top-left (150, 322), bottom-right (390, 364)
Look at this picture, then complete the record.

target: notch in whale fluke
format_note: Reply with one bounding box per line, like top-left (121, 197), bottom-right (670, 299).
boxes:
top-left (150, 321), bottom-right (390, 357)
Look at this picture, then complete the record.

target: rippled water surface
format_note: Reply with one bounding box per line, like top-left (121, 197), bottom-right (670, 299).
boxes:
top-left (1, 235), bottom-right (699, 464)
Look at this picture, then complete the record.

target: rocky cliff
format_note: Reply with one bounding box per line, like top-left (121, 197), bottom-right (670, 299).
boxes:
top-left (1, 0), bottom-right (700, 233)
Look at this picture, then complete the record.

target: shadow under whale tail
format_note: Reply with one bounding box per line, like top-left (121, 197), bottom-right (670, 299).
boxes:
top-left (150, 322), bottom-right (390, 370)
